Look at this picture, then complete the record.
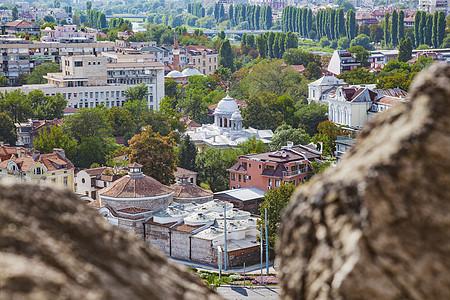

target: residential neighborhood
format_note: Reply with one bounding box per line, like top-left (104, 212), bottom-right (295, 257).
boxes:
top-left (0, 0), bottom-right (449, 297)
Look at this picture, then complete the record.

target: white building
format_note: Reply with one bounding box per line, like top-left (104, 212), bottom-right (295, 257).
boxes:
top-left (0, 54), bottom-right (165, 110)
top-left (184, 94), bottom-right (273, 152)
top-left (75, 167), bottom-right (125, 201)
top-left (328, 86), bottom-right (408, 129)
top-left (419, 0), bottom-right (448, 14)
top-left (328, 50), bottom-right (361, 75)
top-left (307, 75), bottom-right (348, 104)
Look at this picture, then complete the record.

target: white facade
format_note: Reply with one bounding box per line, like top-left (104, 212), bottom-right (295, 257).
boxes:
top-left (307, 75), bottom-right (347, 104)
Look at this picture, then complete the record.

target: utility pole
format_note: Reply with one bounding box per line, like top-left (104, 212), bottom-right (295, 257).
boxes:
top-left (224, 203), bottom-right (228, 271)
top-left (260, 222), bottom-right (263, 285)
top-left (265, 207), bottom-right (269, 275)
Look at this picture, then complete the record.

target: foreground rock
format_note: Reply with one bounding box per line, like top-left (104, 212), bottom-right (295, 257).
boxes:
top-left (278, 63), bottom-right (450, 300)
top-left (0, 183), bottom-right (222, 300)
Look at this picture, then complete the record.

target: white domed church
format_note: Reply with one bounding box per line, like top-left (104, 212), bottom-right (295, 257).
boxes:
top-left (184, 94), bottom-right (273, 152)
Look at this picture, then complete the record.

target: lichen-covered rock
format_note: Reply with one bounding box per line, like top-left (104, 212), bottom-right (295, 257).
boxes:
top-left (0, 182), bottom-right (222, 300)
top-left (277, 63), bottom-right (450, 300)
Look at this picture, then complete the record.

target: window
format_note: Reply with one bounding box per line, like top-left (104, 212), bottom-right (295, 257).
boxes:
top-left (238, 174), bottom-right (241, 182)
top-left (33, 167), bottom-right (43, 175)
top-left (248, 175), bottom-right (251, 180)
top-left (231, 173), bottom-right (236, 181)
top-left (259, 164), bottom-right (262, 169)
top-left (268, 178), bottom-right (272, 186)
top-left (275, 179), bottom-right (281, 187)
top-left (266, 165), bottom-right (275, 170)
top-left (74, 61), bottom-right (83, 67)
top-left (242, 162), bottom-right (247, 168)
top-left (63, 177), bottom-right (68, 187)
top-left (249, 163), bottom-right (252, 168)
top-left (81, 178), bottom-right (85, 184)
top-left (51, 178), bottom-right (56, 183)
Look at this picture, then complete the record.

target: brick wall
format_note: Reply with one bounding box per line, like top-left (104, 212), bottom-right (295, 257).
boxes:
top-left (191, 238), bottom-right (217, 265)
top-left (102, 195), bottom-right (172, 211)
top-left (145, 224), bottom-right (170, 254)
top-left (170, 230), bottom-right (191, 260)
top-left (227, 245), bottom-right (261, 268)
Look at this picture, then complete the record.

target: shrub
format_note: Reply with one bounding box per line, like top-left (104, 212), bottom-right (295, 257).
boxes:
top-left (229, 274), bottom-right (242, 282)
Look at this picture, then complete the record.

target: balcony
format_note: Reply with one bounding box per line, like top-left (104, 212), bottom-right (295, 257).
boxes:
top-left (282, 169), bottom-right (307, 178)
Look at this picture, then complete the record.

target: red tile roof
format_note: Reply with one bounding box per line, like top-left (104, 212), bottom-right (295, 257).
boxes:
top-left (99, 173), bottom-right (173, 198)
top-left (171, 182), bottom-right (213, 199)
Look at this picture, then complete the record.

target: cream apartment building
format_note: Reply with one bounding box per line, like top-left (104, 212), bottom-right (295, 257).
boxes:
top-left (186, 46), bottom-right (219, 76)
top-left (0, 54), bottom-right (165, 110)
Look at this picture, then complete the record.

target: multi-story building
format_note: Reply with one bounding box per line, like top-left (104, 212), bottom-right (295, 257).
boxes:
top-left (419, 0), bottom-right (448, 14)
top-left (186, 46), bottom-right (219, 76)
top-left (41, 25), bottom-right (96, 42)
top-left (101, 50), bottom-right (155, 63)
top-left (227, 142), bottom-right (322, 191)
top-left (369, 50), bottom-right (399, 69)
top-left (327, 50), bottom-right (361, 75)
top-left (4, 20), bottom-right (40, 36)
top-left (0, 147), bottom-right (75, 191)
top-left (328, 86), bottom-right (408, 129)
top-left (15, 119), bottom-right (62, 149)
top-left (307, 75), bottom-right (347, 104)
top-left (0, 54), bottom-right (165, 110)
top-left (0, 36), bottom-right (115, 85)
top-left (75, 167), bottom-right (124, 200)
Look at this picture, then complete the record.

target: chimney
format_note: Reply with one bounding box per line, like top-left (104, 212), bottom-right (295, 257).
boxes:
top-left (32, 150), bottom-right (40, 160)
top-left (287, 141), bottom-right (293, 149)
top-left (53, 148), bottom-right (65, 158)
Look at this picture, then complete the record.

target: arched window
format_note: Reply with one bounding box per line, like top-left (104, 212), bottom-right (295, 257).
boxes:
top-left (343, 107), bottom-right (348, 125)
top-left (330, 105), bottom-right (335, 122)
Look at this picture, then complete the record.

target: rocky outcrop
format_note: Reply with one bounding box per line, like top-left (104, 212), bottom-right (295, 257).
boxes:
top-left (0, 182), bottom-right (222, 300)
top-left (277, 63), bottom-right (450, 300)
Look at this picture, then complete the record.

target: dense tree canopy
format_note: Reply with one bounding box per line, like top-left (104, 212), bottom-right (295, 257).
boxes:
top-left (26, 62), bottom-right (59, 85)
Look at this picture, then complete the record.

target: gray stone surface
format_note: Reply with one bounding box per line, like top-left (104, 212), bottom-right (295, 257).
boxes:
top-left (0, 182), bottom-right (222, 300)
top-left (277, 63), bottom-right (450, 300)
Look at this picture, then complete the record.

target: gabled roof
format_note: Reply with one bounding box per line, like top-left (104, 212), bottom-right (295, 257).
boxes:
top-left (5, 20), bottom-right (38, 28)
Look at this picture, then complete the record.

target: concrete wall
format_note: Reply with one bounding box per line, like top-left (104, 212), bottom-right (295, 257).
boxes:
top-left (100, 194), bottom-right (173, 211)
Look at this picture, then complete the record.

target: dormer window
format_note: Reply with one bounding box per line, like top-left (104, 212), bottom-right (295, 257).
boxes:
top-left (33, 167), bottom-right (43, 175)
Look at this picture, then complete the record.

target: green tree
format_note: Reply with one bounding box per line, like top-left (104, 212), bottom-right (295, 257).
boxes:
top-left (0, 76), bottom-right (8, 87)
top-left (75, 136), bottom-right (118, 168)
top-left (258, 183), bottom-right (296, 249)
top-left (242, 92), bottom-right (283, 131)
top-left (315, 120), bottom-right (346, 155)
top-left (214, 67), bottom-right (232, 81)
top-left (337, 37), bottom-right (350, 49)
top-left (44, 15), bottom-right (56, 23)
top-left (237, 136), bottom-right (267, 154)
top-left (295, 101), bottom-right (328, 135)
top-left (34, 125), bottom-right (77, 160)
top-left (12, 6), bottom-right (18, 21)
top-left (346, 9), bottom-right (356, 40)
top-left (0, 90), bottom-right (32, 122)
top-left (177, 134), bottom-right (197, 171)
top-left (432, 12), bottom-right (438, 48)
top-left (195, 146), bottom-right (240, 192)
top-left (256, 34), bottom-right (268, 58)
top-left (26, 62), bottom-right (59, 84)
top-left (384, 12), bottom-right (390, 45)
top-left (219, 39), bottom-right (234, 72)
top-left (125, 83), bottom-right (149, 102)
top-left (391, 10), bottom-right (398, 46)
top-left (107, 106), bottom-right (135, 137)
top-left (398, 10), bottom-right (405, 41)
top-left (0, 112), bottom-right (17, 145)
top-left (177, 87), bottom-right (208, 124)
top-left (28, 90), bottom-right (67, 120)
top-left (348, 45), bottom-right (370, 67)
top-left (350, 34), bottom-right (372, 50)
top-left (282, 48), bottom-right (321, 67)
top-left (437, 11), bottom-right (446, 47)
top-left (337, 67), bottom-right (376, 85)
top-left (304, 62), bottom-right (322, 80)
top-left (63, 107), bottom-right (112, 142)
top-left (370, 24), bottom-right (383, 43)
top-left (398, 37), bottom-right (413, 62)
top-left (128, 128), bottom-right (177, 185)
top-left (269, 124), bottom-right (310, 150)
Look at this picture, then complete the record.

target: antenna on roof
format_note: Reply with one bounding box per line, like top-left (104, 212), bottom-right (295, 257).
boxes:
top-left (226, 80), bottom-right (230, 95)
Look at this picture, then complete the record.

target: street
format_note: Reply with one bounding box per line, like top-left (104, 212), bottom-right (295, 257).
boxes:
top-left (217, 285), bottom-right (279, 300)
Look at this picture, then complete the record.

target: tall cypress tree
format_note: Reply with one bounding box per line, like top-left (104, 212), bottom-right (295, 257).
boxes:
top-left (177, 135), bottom-right (197, 172)
top-left (229, 4), bottom-right (234, 27)
top-left (278, 33), bottom-right (286, 58)
top-left (432, 11), bottom-right (438, 48)
top-left (256, 34), bottom-right (268, 58)
top-left (437, 11), bottom-right (446, 47)
top-left (302, 8), bottom-right (308, 38)
top-left (419, 11), bottom-right (427, 46)
top-left (330, 9), bottom-right (336, 40)
top-left (307, 9), bottom-right (313, 37)
top-left (219, 39), bottom-right (234, 72)
top-left (398, 10), bottom-right (405, 41)
top-left (273, 33), bottom-right (280, 58)
top-left (267, 31), bottom-right (275, 58)
top-left (384, 12), bottom-right (390, 45)
top-left (254, 5), bottom-right (260, 30)
top-left (346, 10), bottom-right (356, 40)
top-left (414, 11), bottom-right (421, 47)
top-left (266, 6), bottom-right (272, 30)
top-left (425, 14), bottom-right (433, 46)
top-left (398, 37), bottom-right (413, 62)
top-left (391, 10), bottom-right (398, 46)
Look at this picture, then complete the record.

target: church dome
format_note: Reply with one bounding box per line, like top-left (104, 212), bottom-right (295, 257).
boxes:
top-left (230, 110), bottom-right (243, 121)
top-left (181, 65), bottom-right (203, 76)
top-left (214, 94), bottom-right (239, 115)
top-left (166, 70), bottom-right (184, 78)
